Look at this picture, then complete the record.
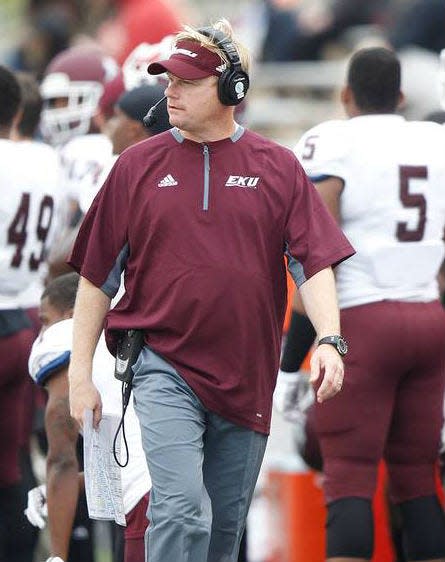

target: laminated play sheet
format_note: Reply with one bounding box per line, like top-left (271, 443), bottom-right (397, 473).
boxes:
top-left (83, 409), bottom-right (125, 526)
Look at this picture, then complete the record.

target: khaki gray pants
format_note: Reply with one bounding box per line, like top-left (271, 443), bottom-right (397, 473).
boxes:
top-left (132, 346), bottom-right (267, 562)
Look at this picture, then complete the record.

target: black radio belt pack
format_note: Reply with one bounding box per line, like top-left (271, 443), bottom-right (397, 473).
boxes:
top-left (114, 329), bottom-right (144, 384)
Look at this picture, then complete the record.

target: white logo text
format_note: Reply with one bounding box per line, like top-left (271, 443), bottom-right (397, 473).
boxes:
top-left (225, 175), bottom-right (260, 189)
top-left (173, 48), bottom-right (198, 58)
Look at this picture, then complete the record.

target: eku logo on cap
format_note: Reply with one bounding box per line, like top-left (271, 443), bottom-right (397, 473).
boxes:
top-left (172, 48), bottom-right (198, 58)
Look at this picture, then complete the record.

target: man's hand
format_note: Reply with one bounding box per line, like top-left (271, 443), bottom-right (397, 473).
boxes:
top-left (310, 344), bottom-right (344, 402)
top-left (25, 484), bottom-right (47, 529)
top-left (69, 377), bottom-right (102, 429)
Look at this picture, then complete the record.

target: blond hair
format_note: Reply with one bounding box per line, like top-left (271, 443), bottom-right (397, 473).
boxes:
top-left (175, 18), bottom-right (250, 74)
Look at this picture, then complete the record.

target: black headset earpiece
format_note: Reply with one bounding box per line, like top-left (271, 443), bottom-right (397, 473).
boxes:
top-left (198, 27), bottom-right (249, 106)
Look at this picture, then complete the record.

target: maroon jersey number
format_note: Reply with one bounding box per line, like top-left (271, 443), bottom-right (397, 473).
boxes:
top-left (29, 195), bottom-right (55, 271)
top-left (396, 165), bottom-right (427, 242)
top-left (301, 135), bottom-right (319, 160)
top-left (7, 193), bottom-right (55, 270)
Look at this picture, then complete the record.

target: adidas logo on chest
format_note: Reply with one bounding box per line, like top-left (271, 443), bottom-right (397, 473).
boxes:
top-left (158, 174), bottom-right (178, 187)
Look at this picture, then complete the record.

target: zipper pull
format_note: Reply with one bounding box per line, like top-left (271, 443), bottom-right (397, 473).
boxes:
top-left (203, 144), bottom-right (210, 168)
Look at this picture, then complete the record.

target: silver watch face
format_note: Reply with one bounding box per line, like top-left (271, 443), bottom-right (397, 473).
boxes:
top-left (337, 337), bottom-right (348, 356)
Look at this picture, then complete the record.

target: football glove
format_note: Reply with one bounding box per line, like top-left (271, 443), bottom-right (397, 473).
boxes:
top-left (24, 484), bottom-right (47, 529)
top-left (273, 369), bottom-right (314, 423)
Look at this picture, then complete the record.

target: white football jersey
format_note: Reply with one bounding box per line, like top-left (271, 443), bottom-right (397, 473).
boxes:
top-left (59, 133), bottom-right (112, 203)
top-left (28, 318), bottom-right (150, 514)
top-left (0, 139), bottom-right (63, 309)
top-left (295, 115), bottom-right (445, 309)
top-left (79, 154), bottom-right (117, 214)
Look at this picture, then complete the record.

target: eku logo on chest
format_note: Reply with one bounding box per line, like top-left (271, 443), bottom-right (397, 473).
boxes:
top-left (225, 175), bottom-right (260, 189)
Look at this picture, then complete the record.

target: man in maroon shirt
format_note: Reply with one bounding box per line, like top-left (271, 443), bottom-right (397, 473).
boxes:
top-left (68, 19), bottom-right (354, 562)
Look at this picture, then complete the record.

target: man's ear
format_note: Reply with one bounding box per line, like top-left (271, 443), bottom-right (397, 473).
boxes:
top-left (341, 85), bottom-right (360, 117)
top-left (397, 90), bottom-right (406, 110)
top-left (340, 85), bottom-right (352, 107)
top-left (134, 121), bottom-right (151, 142)
top-left (10, 108), bottom-right (23, 140)
top-left (129, 119), bottom-right (142, 139)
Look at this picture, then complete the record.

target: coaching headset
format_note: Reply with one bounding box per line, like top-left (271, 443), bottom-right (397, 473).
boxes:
top-left (144, 27), bottom-right (249, 128)
top-left (198, 26), bottom-right (250, 106)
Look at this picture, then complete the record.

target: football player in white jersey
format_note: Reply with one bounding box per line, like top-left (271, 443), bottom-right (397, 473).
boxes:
top-left (79, 81), bottom-right (170, 214)
top-left (0, 83), bottom-right (62, 311)
top-left (0, 65), bottom-right (55, 562)
top-left (7, 70), bottom-right (66, 562)
top-left (292, 48), bottom-right (445, 562)
top-left (40, 45), bottom-right (118, 279)
top-left (39, 45), bottom-right (118, 198)
top-left (11, 71), bottom-right (65, 319)
top-left (25, 83), bottom-right (171, 562)
top-left (26, 273), bottom-right (150, 562)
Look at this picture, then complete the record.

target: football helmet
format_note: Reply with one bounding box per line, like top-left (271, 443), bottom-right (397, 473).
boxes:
top-left (40, 45), bottom-right (119, 145)
top-left (122, 36), bottom-right (174, 91)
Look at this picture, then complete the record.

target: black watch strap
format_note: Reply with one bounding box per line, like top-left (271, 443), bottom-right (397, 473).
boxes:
top-left (318, 335), bottom-right (348, 356)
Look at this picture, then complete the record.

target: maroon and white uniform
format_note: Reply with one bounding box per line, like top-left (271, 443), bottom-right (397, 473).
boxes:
top-left (28, 319), bottom-right (150, 511)
top-left (69, 126), bottom-right (353, 434)
top-left (59, 133), bottom-right (113, 213)
top-left (0, 138), bottom-right (62, 487)
top-left (295, 116), bottom-right (445, 503)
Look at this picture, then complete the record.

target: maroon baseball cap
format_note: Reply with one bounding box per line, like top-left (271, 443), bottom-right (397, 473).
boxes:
top-left (147, 40), bottom-right (224, 80)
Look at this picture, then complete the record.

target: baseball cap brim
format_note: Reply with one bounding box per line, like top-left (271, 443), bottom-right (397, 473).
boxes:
top-left (148, 59), bottom-right (214, 80)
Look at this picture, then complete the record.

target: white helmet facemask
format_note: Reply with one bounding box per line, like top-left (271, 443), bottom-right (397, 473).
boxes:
top-left (40, 72), bottom-right (104, 146)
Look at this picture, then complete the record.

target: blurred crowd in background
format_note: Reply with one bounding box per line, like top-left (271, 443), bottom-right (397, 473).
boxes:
top-left (1, 0), bottom-right (445, 85)
top-left (1, 0), bottom-right (445, 135)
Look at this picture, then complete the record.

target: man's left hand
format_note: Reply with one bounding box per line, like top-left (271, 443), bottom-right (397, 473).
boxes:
top-left (309, 344), bottom-right (344, 402)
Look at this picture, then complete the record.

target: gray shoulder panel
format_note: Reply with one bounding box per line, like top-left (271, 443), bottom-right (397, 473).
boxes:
top-left (285, 245), bottom-right (307, 288)
top-left (101, 243), bottom-right (129, 298)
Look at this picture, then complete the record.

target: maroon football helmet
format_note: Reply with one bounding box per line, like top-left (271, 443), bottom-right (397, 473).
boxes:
top-left (40, 45), bottom-right (119, 145)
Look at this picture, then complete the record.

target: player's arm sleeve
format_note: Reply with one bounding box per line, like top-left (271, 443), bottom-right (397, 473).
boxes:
top-left (67, 157), bottom-right (131, 299)
top-left (284, 159), bottom-right (354, 288)
top-left (280, 309), bottom-right (316, 372)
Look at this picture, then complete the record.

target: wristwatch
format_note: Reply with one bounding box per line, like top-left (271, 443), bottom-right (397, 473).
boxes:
top-left (318, 335), bottom-right (348, 356)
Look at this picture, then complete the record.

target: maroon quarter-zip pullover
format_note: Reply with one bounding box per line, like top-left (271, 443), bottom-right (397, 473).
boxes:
top-left (69, 127), bottom-right (354, 433)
